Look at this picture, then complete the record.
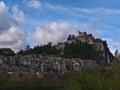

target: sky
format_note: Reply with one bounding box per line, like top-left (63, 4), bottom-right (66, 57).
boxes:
top-left (0, 0), bottom-right (120, 54)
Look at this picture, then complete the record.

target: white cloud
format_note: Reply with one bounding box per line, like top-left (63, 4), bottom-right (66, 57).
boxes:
top-left (0, 26), bottom-right (26, 49)
top-left (45, 3), bottom-right (120, 16)
top-left (79, 23), bottom-right (102, 37)
top-left (103, 38), bottom-right (120, 55)
top-left (12, 5), bottom-right (25, 24)
top-left (45, 3), bottom-right (120, 24)
top-left (32, 22), bottom-right (80, 44)
top-left (0, 1), bottom-right (26, 52)
top-left (0, 1), bottom-right (8, 13)
top-left (24, 0), bottom-right (42, 9)
top-left (32, 22), bottom-right (102, 45)
top-left (0, 1), bottom-right (11, 33)
top-left (46, 3), bottom-right (70, 12)
top-left (75, 8), bottom-right (120, 14)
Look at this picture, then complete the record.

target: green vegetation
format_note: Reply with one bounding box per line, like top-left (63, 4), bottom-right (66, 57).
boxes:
top-left (65, 70), bottom-right (120, 90)
top-left (65, 59), bottom-right (120, 90)
top-left (64, 43), bottom-right (94, 59)
top-left (18, 42), bottom-right (98, 60)
top-left (0, 48), bottom-right (14, 56)
top-left (0, 73), bottom-right (64, 90)
top-left (18, 42), bottom-right (60, 56)
top-left (0, 59), bottom-right (120, 90)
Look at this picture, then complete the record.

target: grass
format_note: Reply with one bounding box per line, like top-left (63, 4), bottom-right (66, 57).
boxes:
top-left (0, 60), bottom-right (120, 90)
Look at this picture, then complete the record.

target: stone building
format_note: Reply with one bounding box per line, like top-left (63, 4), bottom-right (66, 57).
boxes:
top-left (55, 31), bottom-right (113, 64)
top-left (55, 42), bottom-right (65, 50)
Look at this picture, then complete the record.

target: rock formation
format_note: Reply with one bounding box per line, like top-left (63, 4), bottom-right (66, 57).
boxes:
top-left (55, 31), bottom-right (113, 65)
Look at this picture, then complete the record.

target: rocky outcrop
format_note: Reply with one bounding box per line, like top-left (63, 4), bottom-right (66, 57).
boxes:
top-left (55, 31), bottom-right (113, 65)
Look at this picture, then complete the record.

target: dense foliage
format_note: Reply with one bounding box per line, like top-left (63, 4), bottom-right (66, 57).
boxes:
top-left (64, 43), bottom-right (94, 59)
top-left (18, 42), bottom-right (60, 56)
top-left (0, 59), bottom-right (120, 90)
top-left (0, 48), bottom-right (14, 56)
top-left (18, 42), bottom-right (98, 60)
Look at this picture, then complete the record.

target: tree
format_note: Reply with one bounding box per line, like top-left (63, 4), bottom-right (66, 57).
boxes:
top-left (115, 49), bottom-right (119, 58)
top-left (47, 42), bottom-right (52, 47)
top-left (25, 45), bottom-right (31, 51)
top-left (64, 43), bottom-right (94, 59)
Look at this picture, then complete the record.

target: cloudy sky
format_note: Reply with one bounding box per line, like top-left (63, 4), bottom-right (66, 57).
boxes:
top-left (0, 0), bottom-right (120, 53)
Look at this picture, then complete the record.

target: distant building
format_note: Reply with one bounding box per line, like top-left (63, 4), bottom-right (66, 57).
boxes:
top-left (54, 31), bottom-right (113, 64)
top-left (55, 42), bottom-right (66, 50)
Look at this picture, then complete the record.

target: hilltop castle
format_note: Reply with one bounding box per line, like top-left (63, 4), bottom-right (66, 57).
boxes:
top-left (55, 31), bottom-right (113, 64)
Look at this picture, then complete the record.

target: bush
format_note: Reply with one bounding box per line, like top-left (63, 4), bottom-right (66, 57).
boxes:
top-left (65, 69), bottom-right (120, 90)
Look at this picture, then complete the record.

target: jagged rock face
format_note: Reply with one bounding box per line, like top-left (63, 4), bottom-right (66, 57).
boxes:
top-left (67, 32), bottom-right (95, 45)
top-left (55, 31), bottom-right (113, 64)
top-left (67, 32), bottom-right (104, 52)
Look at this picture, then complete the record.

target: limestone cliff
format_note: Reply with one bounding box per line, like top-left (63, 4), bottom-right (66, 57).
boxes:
top-left (55, 31), bottom-right (113, 64)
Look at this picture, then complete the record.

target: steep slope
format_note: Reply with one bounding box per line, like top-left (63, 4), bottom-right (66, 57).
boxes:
top-left (55, 31), bottom-right (114, 65)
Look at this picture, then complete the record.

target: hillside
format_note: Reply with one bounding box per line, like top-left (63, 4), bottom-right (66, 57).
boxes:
top-left (55, 31), bottom-right (114, 65)
top-left (18, 31), bottom-right (114, 65)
